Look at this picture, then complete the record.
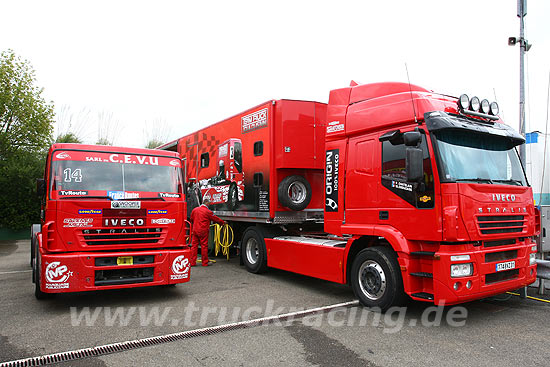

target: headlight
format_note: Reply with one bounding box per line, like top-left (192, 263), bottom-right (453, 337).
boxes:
top-left (530, 253), bottom-right (536, 265)
top-left (451, 263), bottom-right (473, 278)
top-left (480, 99), bottom-right (490, 114)
top-left (489, 102), bottom-right (499, 115)
top-left (458, 94), bottom-right (469, 110)
top-left (470, 97), bottom-right (480, 112)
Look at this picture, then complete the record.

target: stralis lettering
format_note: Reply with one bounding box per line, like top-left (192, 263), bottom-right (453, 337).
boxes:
top-left (242, 108), bottom-right (268, 133)
top-left (104, 218), bottom-right (145, 227)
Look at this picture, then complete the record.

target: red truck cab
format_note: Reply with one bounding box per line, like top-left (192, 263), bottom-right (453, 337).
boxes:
top-left (31, 144), bottom-right (191, 299)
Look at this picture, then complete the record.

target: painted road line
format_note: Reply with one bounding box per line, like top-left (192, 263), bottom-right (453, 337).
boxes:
top-left (0, 300), bottom-right (359, 367)
top-left (0, 270), bottom-right (32, 275)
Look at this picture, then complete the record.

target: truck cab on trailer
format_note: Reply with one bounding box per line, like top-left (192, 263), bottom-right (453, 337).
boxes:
top-left (31, 144), bottom-right (191, 299)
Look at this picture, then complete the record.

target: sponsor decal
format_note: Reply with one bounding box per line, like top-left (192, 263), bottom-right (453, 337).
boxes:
top-left (391, 181), bottom-right (413, 192)
top-left (169, 159), bottom-right (180, 166)
top-left (148, 209), bottom-right (168, 215)
top-left (151, 218), bottom-right (176, 225)
top-left (85, 154), bottom-right (159, 166)
top-left (63, 218), bottom-right (93, 227)
top-left (108, 191), bottom-right (140, 200)
top-left (492, 193), bottom-right (516, 202)
top-left (419, 195), bottom-right (431, 203)
top-left (111, 201), bottom-right (141, 209)
top-left (59, 190), bottom-right (88, 196)
top-left (104, 218), bottom-right (145, 227)
top-left (327, 120), bottom-right (345, 133)
top-left (159, 192), bottom-right (180, 198)
top-left (242, 108), bottom-right (268, 133)
top-left (78, 209), bottom-right (102, 215)
top-left (171, 255), bottom-right (190, 280)
top-left (55, 152), bottom-right (71, 159)
top-left (45, 262), bottom-right (72, 289)
top-left (325, 149), bottom-right (340, 212)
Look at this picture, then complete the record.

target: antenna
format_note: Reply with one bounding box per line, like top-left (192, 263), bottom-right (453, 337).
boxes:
top-left (405, 63), bottom-right (418, 124)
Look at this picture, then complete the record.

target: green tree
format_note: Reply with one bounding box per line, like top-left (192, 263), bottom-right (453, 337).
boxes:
top-left (56, 132), bottom-right (82, 143)
top-left (145, 139), bottom-right (164, 149)
top-left (0, 50), bottom-right (54, 230)
top-left (0, 50), bottom-right (54, 156)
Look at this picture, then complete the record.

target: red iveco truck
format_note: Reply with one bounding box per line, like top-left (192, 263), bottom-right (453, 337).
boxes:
top-left (31, 144), bottom-right (191, 299)
top-left (160, 81), bottom-right (538, 310)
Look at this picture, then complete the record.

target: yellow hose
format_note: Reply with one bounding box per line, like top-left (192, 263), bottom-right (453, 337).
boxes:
top-left (211, 223), bottom-right (234, 260)
top-left (507, 292), bottom-right (550, 304)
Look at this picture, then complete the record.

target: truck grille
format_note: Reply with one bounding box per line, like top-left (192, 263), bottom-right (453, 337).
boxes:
top-left (485, 269), bottom-right (519, 284)
top-left (81, 228), bottom-right (165, 246)
top-left (476, 215), bottom-right (525, 235)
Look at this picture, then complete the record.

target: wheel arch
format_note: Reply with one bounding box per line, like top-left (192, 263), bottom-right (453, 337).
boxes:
top-left (343, 226), bottom-right (410, 285)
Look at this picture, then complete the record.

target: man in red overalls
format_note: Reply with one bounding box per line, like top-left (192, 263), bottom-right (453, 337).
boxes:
top-left (190, 198), bottom-right (225, 266)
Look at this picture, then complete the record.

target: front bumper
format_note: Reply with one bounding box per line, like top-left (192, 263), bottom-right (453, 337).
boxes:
top-left (432, 240), bottom-right (537, 305)
top-left (39, 248), bottom-right (191, 293)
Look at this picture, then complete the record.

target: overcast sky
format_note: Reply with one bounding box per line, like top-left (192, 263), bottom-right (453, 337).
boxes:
top-left (2, 0), bottom-right (549, 148)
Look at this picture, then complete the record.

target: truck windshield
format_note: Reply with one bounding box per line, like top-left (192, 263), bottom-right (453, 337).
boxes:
top-left (433, 129), bottom-right (527, 186)
top-left (50, 151), bottom-right (183, 198)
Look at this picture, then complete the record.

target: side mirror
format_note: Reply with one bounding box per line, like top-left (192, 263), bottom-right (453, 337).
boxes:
top-left (403, 131), bottom-right (422, 146)
top-left (36, 178), bottom-right (46, 197)
top-left (406, 147), bottom-right (424, 183)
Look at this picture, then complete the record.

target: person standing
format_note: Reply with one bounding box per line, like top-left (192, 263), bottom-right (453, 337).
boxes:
top-left (189, 198), bottom-right (225, 266)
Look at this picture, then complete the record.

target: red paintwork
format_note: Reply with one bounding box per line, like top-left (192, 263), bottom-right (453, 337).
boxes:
top-left (37, 144), bottom-right (191, 294)
top-left (164, 82), bottom-right (537, 305)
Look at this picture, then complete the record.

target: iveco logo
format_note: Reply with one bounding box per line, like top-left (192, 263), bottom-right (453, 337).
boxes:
top-left (492, 194), bottom-right (516, 202)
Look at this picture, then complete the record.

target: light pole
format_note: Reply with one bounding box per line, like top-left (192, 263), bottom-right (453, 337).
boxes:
top-left (508, 0), bottom-right (532, 167)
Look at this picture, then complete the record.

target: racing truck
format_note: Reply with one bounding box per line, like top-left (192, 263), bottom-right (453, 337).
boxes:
top-left (31, 144), bottom-right (191, 299)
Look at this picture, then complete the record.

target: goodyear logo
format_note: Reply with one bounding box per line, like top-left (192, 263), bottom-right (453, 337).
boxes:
top-left (78, 209), bottom-right (102, 215)
top-left (148, 210), bottom-right (168, 215)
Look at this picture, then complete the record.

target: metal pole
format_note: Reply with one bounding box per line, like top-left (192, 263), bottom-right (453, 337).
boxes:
top-left (518, 0), bottom-right (527, 166)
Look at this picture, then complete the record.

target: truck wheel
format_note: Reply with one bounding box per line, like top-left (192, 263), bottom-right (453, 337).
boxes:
top-left (30, 224), bottom-right (41, 267)
top-left (350, 246), bottom-right (405, 311)
top-left (241, 227), bottom-right (268, 274)
top-left (278, 175), bottom-right (312, 211)
top-left (228, 183), bottom-right (238, 210)
top-left (33, 245), bottom-right (52, 300)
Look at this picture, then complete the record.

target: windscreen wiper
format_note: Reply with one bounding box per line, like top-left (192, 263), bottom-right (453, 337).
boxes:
top-left (492, 179), bottom-right (524, 186)
top-left (122, 197), bottom-right (166, 201)
top-left (455, 178), bottom-right (494, 184)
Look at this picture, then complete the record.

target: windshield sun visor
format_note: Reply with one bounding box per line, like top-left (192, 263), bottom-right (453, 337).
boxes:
top-left (424, 111), bottom-right (525, 149)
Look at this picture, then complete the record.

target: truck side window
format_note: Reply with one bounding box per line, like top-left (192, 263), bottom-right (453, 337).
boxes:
top-left (381, 134), bottom-right (434, 208)
top-left (200, 152), bottom-right (209, 168)
top-left (254, 141), bottom-right (263, 156)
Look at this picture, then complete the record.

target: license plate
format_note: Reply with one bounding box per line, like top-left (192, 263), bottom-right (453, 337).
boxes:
top-left (496, 260), bottom-right (515, 272)
top-left (117, 256), bottom-right (133, 266)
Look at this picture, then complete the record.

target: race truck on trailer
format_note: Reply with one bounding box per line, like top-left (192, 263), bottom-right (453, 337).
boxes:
top-left (31, 144), bottom-right (191, 299)
top-left (160, 81), bottom-right (538, 310)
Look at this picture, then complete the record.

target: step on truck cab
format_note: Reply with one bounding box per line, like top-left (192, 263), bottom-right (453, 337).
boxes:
top-left (31, 144), bottom-right (191, 299)
top-left (161, 82), bottom-right (538, 310)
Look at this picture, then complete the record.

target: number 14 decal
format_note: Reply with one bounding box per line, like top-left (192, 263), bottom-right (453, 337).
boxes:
top-left (63, 168), bottom-right (82, 182)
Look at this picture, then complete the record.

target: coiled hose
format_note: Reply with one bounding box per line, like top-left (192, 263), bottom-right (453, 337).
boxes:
top-left (211, 223), bottom-right (234, 260)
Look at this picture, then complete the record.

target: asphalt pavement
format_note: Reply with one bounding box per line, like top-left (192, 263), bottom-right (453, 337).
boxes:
top-left (1, 240), bottom-right (549, 367)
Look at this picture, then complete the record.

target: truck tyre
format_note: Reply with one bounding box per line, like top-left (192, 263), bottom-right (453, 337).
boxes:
top-left (33, 242), bottom-right (52, 300)
top-left (241, 227), bottom-right (268, 274)
top-left (278, 175), bottom-right (312, 211)
top-left (30, 224), bottom-right (41, 267)
top-left (350, 246), bottom-right (405, 311)
top-left (228, 183), bottom-right (238, 210)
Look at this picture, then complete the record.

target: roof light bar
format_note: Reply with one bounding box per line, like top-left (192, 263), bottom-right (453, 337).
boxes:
top-left (457, 94), bottom-right (499, 120)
